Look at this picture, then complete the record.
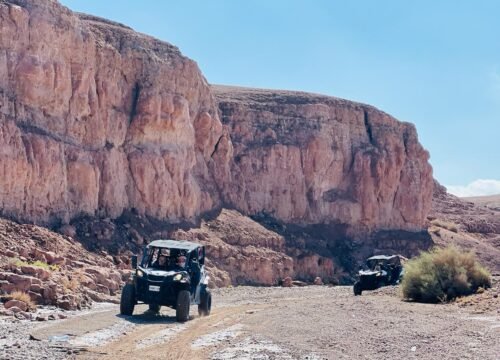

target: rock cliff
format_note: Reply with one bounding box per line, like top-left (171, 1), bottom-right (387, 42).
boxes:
top-left (0, 0), bottom-right (435, 284)
top-left (0, 0), bottom-right (231, 226)
top-left (214, 85), bottom-right (433, 237)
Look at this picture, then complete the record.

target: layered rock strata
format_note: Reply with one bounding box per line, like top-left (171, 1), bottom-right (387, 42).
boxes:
top-left (0, 0), bottom-right (435, 285)
top-left (213, 85), bottom-right (433, 237)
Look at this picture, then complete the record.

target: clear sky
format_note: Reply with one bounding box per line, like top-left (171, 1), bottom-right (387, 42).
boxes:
top-left (60, 0), bottom-right (500, 196)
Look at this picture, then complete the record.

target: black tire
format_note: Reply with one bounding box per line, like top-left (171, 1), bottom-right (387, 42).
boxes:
top-left (120, 283), bottom-right (135, 315)
top-left (198, 289), bottom-right (212, 316)
top-left (176, 290), bottom-right (190, 322)
top-left (149, 304), bottom-right (160, 314)
top-left (353, 281), bottom-right (363, 296)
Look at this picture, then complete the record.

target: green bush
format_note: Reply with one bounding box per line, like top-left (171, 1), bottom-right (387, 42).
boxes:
top-left (401, 246), bottom-right (491, 303)
top-left (13, 259), bottom-right (59, 271)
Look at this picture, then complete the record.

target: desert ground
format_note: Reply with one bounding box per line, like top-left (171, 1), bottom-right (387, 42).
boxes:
top-left (1, 283), bottom-right (498, 360)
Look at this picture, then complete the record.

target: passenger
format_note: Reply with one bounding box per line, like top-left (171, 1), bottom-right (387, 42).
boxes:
top-left (176, 254), bottom-right (187, 269)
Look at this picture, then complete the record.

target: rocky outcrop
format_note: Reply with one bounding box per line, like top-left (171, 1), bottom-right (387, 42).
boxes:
top-left (214, 85), bottom-right (433, 237)
top-left (172, 209), bottom-right (294, 286)
top-left (430, 180), bottom-right (500, 234)
top-left (0, 0), bottom-right (231, 226)
top-left (429, 181), bottom-right (500, 272)
top-left (0, 217), bottom-right (126, 309)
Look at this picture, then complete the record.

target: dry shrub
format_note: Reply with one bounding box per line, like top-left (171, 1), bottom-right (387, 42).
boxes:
top-left (401, 246), bottom-right (491, 303)
top-left (61, 275), bottom-right (80, 292)
top-left (430, 219), bottom-right (458, 233)
top-left (428, 226), bottom-right (441, 235)
top-left (6, 290), bottom-right (36, 310)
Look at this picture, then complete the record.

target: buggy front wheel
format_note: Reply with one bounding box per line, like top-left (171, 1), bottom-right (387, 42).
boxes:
top-left (120, 283), bottom-right (136, 315)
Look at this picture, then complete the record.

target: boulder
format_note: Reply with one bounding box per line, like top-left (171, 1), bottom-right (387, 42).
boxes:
top-left (5, 299), bottom-right (28, 312)
top-left (6, 306), bottom-right (23, 314)
top-left (20, 265), bottom-right (51, 281)
top-left (16, 311), bottom-right (32, 320)
top-left (28, 291), bottom-right (44, 304)
top-left (282, 277), bottom-right (293, 287)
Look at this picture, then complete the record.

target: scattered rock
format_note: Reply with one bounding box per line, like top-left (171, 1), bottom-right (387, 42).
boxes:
top-left (0, 309), bottom-right (14, 317)
top-left (20, 265), bottom-right (51, 281)
top-left (16, 311), bottom-right (32, 320)
top-left (7, 306), bottom-right (23, 314)
top-left (36, 315), bottom-right (48, 321)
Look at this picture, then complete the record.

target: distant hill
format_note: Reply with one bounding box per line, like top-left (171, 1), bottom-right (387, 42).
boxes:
top-left (462, 195), bottom-right (500, 211)
top-left (429, 182), bottom-right (500, 273)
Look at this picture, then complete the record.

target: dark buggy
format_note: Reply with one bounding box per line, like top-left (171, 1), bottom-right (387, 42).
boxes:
top-left (353, 255), bottom-right (405, 296)
top-left (120, 240), bottom-right (212, 322)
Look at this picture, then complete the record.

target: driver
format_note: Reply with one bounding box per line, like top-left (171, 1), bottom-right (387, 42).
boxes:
top-left (153, 254), bottom-right (167, 269)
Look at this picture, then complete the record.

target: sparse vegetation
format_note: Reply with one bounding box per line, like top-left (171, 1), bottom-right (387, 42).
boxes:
top-left (428, 226), bottom-right (441, 235)
top-left (430, 219), bottom-right (459, 233)
top-left (401, 246), bottom-right (491, 303)
top-left (12, 259), bottom-right (59, 271)
top-left (61, 275), bottom-right (80, 292)
top-left (5, 291), bottom-right (36, 311)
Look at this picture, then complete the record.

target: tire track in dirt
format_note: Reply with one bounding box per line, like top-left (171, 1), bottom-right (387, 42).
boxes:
top-left (79, 304), bottom-right (268, 360)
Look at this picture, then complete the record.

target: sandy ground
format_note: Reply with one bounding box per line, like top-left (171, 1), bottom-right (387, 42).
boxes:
top-left (1, 286), bottom-right (499, 360)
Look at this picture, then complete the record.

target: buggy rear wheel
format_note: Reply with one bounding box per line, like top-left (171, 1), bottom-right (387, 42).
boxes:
top-left (353, 281), bottom-right (363, 296)
top-left (198, 289), bottom-right (212, 316)
top-left (120, 283), bottom-right (135, 315)
top-left (176, 290), bottom-right (190, 322)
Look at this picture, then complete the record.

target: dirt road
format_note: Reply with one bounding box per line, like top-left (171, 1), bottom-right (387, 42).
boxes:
top-left (3, 286), bottom-right (499, 360)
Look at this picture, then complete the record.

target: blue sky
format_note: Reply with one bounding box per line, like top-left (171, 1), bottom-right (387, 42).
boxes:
top-left (60, 0), bottom-right (500, 196)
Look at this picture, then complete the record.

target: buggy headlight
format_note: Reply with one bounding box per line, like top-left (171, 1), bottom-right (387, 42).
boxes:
top-left (137, 270), bottom-right (144, 278)
top-left (173, 273), bottom-right (183, 281)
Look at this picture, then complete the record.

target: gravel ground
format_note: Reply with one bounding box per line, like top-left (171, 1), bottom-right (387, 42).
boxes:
top-left (211, 286), bottom-right (499, 359)
top-left (0, 285), bottom-right (498, 360)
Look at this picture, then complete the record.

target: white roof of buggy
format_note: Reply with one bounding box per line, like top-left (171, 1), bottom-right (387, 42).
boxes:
top-left (147, 239), bottom-right (201, 251)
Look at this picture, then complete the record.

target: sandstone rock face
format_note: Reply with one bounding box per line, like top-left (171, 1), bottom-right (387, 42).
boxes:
top-left (0, 0), bottom-right (433, 239)
top-left (0, 0), bottom-right (230, 225)
top-left (213, 86), bottom-right (433, 237)
top-left (0, 0), bottom-right (435, 285)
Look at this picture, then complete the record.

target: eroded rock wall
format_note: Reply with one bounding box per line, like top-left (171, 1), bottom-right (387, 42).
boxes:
top-left (0, 0), bottom-right (231, 225)
top-left (213, 85), bottom-right (433, 237)
top-left (0, 0), bottom-right (435, 284)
